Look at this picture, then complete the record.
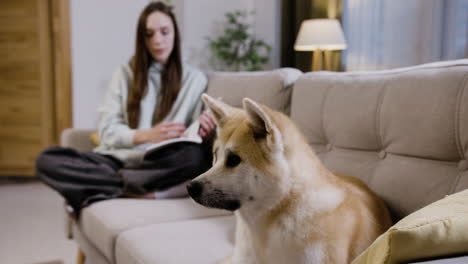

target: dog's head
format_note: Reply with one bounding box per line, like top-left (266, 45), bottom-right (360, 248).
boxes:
top-left (187, 94), bottom-right (291, 212)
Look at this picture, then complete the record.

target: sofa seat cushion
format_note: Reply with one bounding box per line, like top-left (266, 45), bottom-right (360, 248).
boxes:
top-left (353, 189), bottom-right (468, 264)
top-left (79, 198), bottom-right (231, 263)
top-left (115, 215), bottom-right (235, 264)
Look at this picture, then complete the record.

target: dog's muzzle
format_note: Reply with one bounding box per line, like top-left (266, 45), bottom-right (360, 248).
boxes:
top-left (187, 181), bottom-right (203, 199)
top-left (187, 181), bottom-right (241, 211)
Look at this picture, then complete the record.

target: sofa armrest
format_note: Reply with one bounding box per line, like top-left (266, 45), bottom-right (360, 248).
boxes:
top-left (60, 128), bottom-right (96, 151)
top-left (60, 128), bottom-right (96, 239)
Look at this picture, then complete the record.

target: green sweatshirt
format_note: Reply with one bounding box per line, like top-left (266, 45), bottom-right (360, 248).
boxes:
top-left (94, 61), bottom-right (207, 167)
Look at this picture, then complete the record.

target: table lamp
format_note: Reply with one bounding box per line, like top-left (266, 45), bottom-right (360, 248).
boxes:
top-left (294, 19), bottom-right (347, 71)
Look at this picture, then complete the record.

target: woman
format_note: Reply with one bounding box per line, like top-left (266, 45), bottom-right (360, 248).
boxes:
top-left (36, 1), bottom-right (216, 214)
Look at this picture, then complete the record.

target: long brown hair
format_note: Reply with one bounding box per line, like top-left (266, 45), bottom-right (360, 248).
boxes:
top-left (127, 1), bottom-right (182, 128)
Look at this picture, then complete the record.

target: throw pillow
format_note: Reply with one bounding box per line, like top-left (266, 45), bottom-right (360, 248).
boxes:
top-left (90, 132), bottom-right (99, 146)
top-left (352, 189), bottom-right (468, 264)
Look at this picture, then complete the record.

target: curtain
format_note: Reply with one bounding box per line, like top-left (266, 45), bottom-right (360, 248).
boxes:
top-left (343, 0), bottom-right (468, 71)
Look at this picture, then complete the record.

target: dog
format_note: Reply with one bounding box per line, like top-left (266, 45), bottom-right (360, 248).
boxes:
top-left (187, 94), bottom-right (392, 264)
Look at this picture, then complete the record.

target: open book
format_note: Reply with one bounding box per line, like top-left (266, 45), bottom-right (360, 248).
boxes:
top-left (139, 120), bottom-right (202, 158)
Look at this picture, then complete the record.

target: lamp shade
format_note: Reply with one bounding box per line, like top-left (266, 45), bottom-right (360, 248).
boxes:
top-left (294, 19), bottom-right (347, 51)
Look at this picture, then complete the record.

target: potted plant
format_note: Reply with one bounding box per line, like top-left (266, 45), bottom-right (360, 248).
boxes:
top-left (208, 10), bottom-right (272, 71)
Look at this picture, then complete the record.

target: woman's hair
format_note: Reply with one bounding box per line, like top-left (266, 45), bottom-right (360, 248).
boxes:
top-left (127, 1), bottom-right (182, 128)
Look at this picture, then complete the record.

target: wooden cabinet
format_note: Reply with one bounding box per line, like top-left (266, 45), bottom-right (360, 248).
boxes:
top-left (0, 0), bottom-right (71, 176)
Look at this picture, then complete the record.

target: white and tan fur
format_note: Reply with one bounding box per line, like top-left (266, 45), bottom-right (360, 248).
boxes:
top-left (187, 95), bottom-right (392, 264)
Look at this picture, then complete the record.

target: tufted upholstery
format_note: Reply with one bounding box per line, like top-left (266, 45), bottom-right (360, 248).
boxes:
top-left (290, 60), bottom-right (468, 220)
top-left (207, 68), bottom-right (302, 114)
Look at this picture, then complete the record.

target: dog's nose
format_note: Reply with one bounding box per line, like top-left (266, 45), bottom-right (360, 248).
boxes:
top-left (187, 181), bottom-right (203, 198)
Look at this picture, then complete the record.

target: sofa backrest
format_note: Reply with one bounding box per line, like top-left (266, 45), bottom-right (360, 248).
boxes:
top-left (206, 68), bottom-right (302, 114)
top-left (290, 59), bottom-right (468, 220)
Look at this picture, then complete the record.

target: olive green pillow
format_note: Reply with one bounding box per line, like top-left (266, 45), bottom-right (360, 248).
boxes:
top-left (90, 132), bottom-right (99, 146)
top-left (353, 189), bottom-right (468, 264)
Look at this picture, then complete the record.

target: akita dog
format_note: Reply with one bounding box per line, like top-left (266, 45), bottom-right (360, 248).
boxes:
top-left (187, 94), bottom-right (392, 264)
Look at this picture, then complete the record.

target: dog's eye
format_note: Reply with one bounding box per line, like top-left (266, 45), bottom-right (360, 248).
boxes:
top-left (226, 152), bottom-right (241, 168)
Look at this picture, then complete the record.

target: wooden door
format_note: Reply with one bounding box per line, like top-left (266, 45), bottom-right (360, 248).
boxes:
top-left (0, 0), bottom-right (71, 176)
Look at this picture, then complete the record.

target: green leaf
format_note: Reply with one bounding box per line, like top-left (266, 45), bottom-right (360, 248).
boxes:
top-left (207, 9), bottom-right (271, 71)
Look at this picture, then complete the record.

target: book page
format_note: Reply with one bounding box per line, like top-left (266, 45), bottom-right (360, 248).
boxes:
top-left (142, 121), bottom-right (202, 153)
top-left (182, 119), bottom-right (201, 139)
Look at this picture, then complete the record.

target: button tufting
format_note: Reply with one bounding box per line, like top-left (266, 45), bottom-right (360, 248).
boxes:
top-left (378, 151), bottom-right (387, 159)
top-left (458, 160), bottom-right (468, 171)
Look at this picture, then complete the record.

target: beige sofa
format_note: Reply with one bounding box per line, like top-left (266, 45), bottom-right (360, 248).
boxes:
top-left (62, 59), bottom-right (468, 264)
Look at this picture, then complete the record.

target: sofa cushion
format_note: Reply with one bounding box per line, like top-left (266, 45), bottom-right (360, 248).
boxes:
top-left (290, 59), bottom-right (468, 220)
top-left (352, 189), bottom-right (468, 264)
top-left (80, 198), bottom-right (231, 263)
top-left (115, 215), bottom-right (235, 264)
top-left (207, 68), bottom-right (302, 114)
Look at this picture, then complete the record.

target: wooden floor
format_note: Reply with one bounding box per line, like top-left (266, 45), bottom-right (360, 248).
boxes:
top-left (0, 179), bottom-right (77, 264)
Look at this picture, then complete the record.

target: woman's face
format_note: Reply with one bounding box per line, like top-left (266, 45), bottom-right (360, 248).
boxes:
top-left (145, 11), bottom-right (175, 64)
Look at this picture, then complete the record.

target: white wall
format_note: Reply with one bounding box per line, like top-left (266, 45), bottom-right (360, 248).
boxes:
top-left (253, 0), bottom-right (282, 69)
top-left (71, 0), bottom-right (280, 128)
top-left (71, 0), bottom-right (150, 128)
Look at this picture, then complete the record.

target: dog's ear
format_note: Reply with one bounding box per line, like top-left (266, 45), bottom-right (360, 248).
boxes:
top-left (202, 94), bottom-right (236, 127)
top-left (243, 98), bottom-right (283, 152)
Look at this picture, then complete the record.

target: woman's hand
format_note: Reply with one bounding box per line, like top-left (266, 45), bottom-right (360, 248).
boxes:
top-left (133, 122), bottom-right (186, 145)
top-left (198, 110), bottom-right (216, 138)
